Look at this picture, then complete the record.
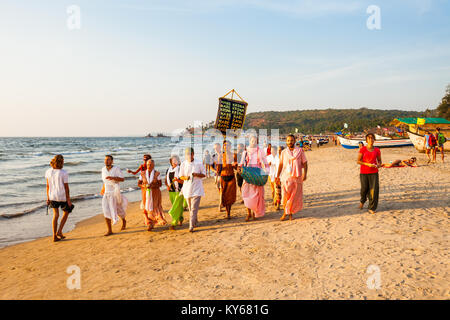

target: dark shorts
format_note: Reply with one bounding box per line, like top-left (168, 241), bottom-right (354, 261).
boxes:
top-left (236, 172), bottom-right (244, 188)
top-left (49, 201), bottom-right (74, 213)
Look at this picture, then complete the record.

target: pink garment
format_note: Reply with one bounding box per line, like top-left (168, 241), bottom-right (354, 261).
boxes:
top-left (280, 147), bottom-right (307, 215)
top-left (240, 147), bottom-right (269, 217)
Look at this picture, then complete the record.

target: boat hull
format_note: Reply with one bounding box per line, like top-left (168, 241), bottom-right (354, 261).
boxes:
top-left (338, 136), bottom-right (413, 149)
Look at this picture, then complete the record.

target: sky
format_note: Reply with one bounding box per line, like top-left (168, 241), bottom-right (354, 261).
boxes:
top-left (0, 0), bottom-right (449, 136)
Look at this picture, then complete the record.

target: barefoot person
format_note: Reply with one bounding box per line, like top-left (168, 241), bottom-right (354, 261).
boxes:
top-left (435, 128), bottom-right (446, 163)
top-left (275, 135), bottom-right (308, 221)
top-left (166, 155), bottom-right (186, 230)
top-left (357, 133), bottom-right (382, 214)
top-left (239, 135), bottom-right (269, 221)
top-left (424, 131), bottom-right (437, 163)
top-left (127, 154), bottom-right (151, 223)
top-left (211, 143), bottom-right (223, 211)
top-left (266, 145), bottom-right (279, 204)
top-left (235, 143), bottom-right (245, 202)
top-left (101, 155), bottom-right (127, 236)
top-left (217, 140), bottom-right (238, 219)
top-left (179, 147), bottom-right (206, 232)
top-left (45, 155), bottom-right (74, 242)
top-left (143, 159), bottom-right (167, 231)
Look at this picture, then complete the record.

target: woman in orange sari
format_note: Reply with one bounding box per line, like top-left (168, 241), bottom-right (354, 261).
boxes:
top-left (217, 140), bottom-right (238, 219)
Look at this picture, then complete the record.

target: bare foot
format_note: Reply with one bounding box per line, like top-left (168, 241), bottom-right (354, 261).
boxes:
top-left (245, 214), bottom-right (251, 222)
top-left (359, 202), bottom-right (364, 210)
top-left (104, 231), bottom-right (113, 236)
top-left (289, 214), bottom-right (293, 220)
top-left (53, 236), bottom-right (61, 242)
top-left (179, 221), bottom-right (183, 226)
top-left (280, 213), bottom-right (287, 221)
top-left (56, 233), bottom-right (66, 239)
top-left (147, 223), bottom-right (154, 232)
top-left (121, 220), bottom-right (126, 230)
top-left (169, 225), bottom-right (175, 231)
top-left (368, 210), bottom-right (376, 214)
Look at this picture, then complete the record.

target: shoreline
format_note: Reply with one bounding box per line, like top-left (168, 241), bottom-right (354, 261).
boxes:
top-left (1, 145), bottom-right (449, 299)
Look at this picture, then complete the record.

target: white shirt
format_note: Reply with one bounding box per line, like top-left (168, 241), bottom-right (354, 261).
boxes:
top-left (179, 160), bottom-right (206, 198)
top-left (102, 166), bottom-right (124, 193)
top-left (45, 168), bottom-right (69, 201)
top-left (266, 154), bottom-right (280, 180)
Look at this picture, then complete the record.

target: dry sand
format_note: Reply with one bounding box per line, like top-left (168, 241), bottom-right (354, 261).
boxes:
top-left (0, 145), bottom-right (449, 300)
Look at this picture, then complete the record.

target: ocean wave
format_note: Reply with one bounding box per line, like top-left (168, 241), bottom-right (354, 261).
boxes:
top-left (0, 187), bottom-right (140, 220)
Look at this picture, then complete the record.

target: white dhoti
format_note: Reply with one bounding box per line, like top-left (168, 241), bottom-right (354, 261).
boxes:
top-left (102, 188), bottom-right (128, 225)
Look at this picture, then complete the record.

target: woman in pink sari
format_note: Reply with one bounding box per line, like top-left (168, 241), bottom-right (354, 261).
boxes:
top-left (239, 136), bottom-right (269, 221)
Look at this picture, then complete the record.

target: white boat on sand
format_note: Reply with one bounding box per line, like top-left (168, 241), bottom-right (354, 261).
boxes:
top-left (338, 136), bottom-right (413, 149)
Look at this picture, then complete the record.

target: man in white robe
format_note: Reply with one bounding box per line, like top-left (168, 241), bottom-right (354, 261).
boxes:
top-left (101, 155), bottom-right (127, 236)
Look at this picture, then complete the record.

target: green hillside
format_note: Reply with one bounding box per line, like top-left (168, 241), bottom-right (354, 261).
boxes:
top-left (243, 108), bottom-right (427, 134)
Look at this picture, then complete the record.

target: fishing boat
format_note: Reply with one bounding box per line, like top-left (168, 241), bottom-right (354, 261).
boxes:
top-left (338, 136), bottom-right (413, 149)
top-left (390, 117), bottom-right (450, 153)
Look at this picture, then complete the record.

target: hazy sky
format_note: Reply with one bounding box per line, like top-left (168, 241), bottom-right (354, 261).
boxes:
top-left (0, 0), bottom-right (449, 136)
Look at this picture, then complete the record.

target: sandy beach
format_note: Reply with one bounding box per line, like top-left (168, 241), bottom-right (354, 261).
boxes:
top-left (0, 145), bottom-right (448, 300)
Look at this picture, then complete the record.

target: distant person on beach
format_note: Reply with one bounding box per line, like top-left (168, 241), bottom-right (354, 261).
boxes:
top-left (424, 131), bottom-right (437, 163)
top-left (179, 147), bottom-right (206, 232)
top-left (45, 154), bottom-right (74, 242)
top-left (276, 135), bottom-right (308, 221)
top-left (203, 150), bottom-right (212, 177)
top-left (239, 135), bottom-right (269, 221)
top-left (142, 159), bottom-right (167, 231)
top-left (357, 134), bottom-right (381, 214)
top-left (267, 143), bottom-right (272, 156)
top-left (101, 155), bottom-right (127, 236)
top-left (166, 155), bottom-right (187, 230)
top-left (358, 141), bottom-right (364, 149)
top-left (211, 143), bottom-right (223, 211)
top-left (274, 146), bottom-right (283, 210)
top-left (382, 157), bottom-right (417, 168)
top-left (266, 145), bottom-right (279, 204)
top-left (435, 128), bottom-right (446, 163)
top-left (127, 154), bottom-right (151, 221)
top-left (216, 140), bottom-right (238, 219)
top-left (235, 143), bottom-right (245, 202)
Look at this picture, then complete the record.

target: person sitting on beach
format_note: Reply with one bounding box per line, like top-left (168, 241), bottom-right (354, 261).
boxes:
top-left (142, 159), bottom-right (167, 231)
top-left (382, 157), bottom-right (418, 168)
top-left (101, 155), bottom-right (127, 236)
top-left (127, 154), bottom-right (151, 222)
top-left (357, 134), bottom-right (381, 214)
top-left (179, 147), bottom-right (206, 232)
top-left (216, 140), bottom-right (238, 219)
top-left (276, 135), bottom-right (308, 221)
top-left (45, 154), bottom-right (74, 242)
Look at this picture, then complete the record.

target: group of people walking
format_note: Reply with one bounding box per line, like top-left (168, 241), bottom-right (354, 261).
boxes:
top-left (45, 134), bottom-right (311, 242)
top-left (45, 132), bottom-right (408, 242)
